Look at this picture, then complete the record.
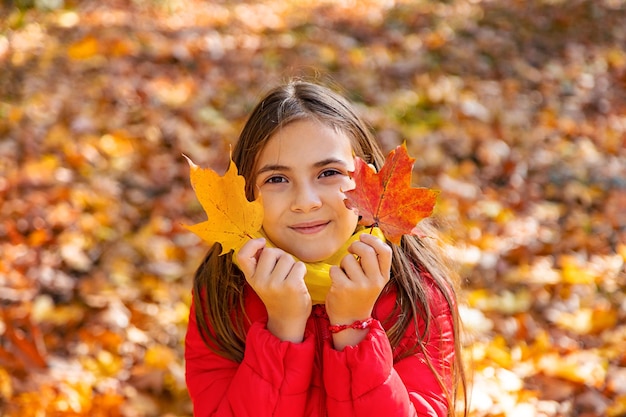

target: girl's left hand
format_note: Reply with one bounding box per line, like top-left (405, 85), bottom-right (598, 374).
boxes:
top-left (326, 232), bottom-right (392, 331)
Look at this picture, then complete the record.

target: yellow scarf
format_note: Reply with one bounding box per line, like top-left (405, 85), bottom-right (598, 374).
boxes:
top-left (235, 227), bottom-right (385, 304)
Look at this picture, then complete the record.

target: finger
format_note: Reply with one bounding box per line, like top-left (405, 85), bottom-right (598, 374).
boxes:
top-left (254, 247), bottom-right (288, 282)
top-left (329, 264), bottom-right (359, 296)
top-left (270, 252), bottom-right (300, 283)
top-left (329, 264), bottom-right (348, 285)
top-left (286, 261), bottom-right (306, 278)
top-left (357, 233), bottom-right (392, 279)
top-left (338, 252), bottom-right (367, 283)
top-left (358, 230), bottom-right (390, 253)
top-left (236, 238), bottom-right (266, 278)
top-left (284, 261), bottom-right (308, 291)
top-left (348, 241), bottom-right (380, 278)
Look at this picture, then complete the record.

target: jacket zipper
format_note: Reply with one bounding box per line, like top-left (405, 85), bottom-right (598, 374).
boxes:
top-left (313, 305), bottom-right (329, 417)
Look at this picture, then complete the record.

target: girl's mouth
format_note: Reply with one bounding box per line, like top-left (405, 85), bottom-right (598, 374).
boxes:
top-left (289, 221), bottom-right (329, 235)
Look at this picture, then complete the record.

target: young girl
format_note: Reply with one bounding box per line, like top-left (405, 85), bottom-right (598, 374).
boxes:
top-left (185, 80), bottom-right (466, 417)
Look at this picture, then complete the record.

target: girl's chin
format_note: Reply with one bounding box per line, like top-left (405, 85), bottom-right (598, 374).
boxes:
top-left (293, 253), bottom-right (331, 263)
top-left (289, 247), bottom-right (337, 263)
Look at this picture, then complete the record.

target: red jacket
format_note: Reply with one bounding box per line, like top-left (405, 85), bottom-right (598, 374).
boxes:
top-left (185, 273), bottom-right (455, 417)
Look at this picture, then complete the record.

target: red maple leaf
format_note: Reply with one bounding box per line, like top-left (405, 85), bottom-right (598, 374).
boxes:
top-left (344, 143), bottom-right (439, 245)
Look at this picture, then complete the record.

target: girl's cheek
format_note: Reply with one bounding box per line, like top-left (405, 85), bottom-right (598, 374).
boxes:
top-left (341, 177), bottom-right (356, 192)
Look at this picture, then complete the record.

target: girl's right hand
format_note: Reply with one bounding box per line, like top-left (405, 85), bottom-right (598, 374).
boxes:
top-left (236, 238), bottom-right (312, 342)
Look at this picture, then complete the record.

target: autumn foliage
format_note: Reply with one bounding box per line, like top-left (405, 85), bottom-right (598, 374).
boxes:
top-left (183, 155), bottom-right (263, 255)
top-left (1, 1), bottom-right (626, 417)
top-left (185, 144), bottom-right (435, 252)
top-left (344, 143), bottom-right (438, 244)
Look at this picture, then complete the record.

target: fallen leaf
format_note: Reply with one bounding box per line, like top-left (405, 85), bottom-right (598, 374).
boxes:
top-left (1, 308), bottom-right (47, 371)
top-left (67, 35), bottom-right (100, 60)
top-left (554, 306), bottom-right (618, 335)
top-left (144, 345), bottom-right (177, 370)
top-left (344, 143), bottom-right (439, 244)
top-left (485, 335), bottom-right (513, 369)
top-left (0, 368), bottom-right (12, 401)
top-left (184, 155), bottom-right (263, 255)
top-left (537, 350), bottom-right (608, 388)
top-left (607, 394), bottom-right (626, 417)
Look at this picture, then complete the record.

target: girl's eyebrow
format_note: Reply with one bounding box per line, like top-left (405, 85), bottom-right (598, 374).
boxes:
top-left (256, 158), bottom-right (348, 176)
top-left (314, 158), bottom-right (349, 168)
top-left (256, 164), bottom-right (289, 176)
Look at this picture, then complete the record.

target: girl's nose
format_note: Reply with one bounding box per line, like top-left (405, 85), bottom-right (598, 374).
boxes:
top-left (290, 184), bottom-right (322, 212)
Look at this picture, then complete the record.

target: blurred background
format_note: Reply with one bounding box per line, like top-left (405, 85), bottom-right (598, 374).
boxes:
top-left (1, 0), bottom-right (625, 416)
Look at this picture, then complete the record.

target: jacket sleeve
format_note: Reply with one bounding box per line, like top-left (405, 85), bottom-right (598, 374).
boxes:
top-left (185, 301), bottom-right (316, 417)
top-left (322, 294), bottom-right (455, 417)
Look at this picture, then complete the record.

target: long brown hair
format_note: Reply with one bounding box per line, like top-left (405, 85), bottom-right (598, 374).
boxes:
top-left (192, 79), bottom-right (466, 416)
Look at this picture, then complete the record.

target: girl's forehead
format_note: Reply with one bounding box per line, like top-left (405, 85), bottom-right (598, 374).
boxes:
top-left (254, 120), bottom-right (355, 167)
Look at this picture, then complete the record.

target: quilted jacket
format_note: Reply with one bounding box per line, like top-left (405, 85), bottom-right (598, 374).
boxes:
top-left (185, 272), bottom-right (455, 417)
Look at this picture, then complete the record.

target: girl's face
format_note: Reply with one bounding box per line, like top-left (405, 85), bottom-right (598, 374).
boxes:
top-left (253, 119), bottom-right (359, 262)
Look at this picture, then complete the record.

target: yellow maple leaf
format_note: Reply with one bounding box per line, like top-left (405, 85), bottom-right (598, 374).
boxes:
top-left (184, 155), bottom-right (263, 255)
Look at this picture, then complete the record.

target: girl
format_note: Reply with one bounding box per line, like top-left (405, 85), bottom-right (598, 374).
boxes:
top-left (185, 80), bottom-right (466, 417)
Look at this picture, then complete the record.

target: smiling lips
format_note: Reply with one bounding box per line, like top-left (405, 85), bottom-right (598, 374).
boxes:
top-left (289, 221), bottom-right (330, 235)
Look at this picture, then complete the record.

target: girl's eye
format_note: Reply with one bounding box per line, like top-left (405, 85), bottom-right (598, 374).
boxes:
top-left (319, 169), bottom-right (342, 178)
top-left (265, 175), bottom-right (287, 184)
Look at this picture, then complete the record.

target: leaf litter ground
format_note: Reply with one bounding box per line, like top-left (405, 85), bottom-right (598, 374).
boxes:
top-left (1, 1), bottom-right (625, 416)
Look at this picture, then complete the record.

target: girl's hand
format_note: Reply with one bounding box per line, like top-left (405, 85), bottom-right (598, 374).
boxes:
top-left (326, 233), bottom-right (392, 349)
top-left (236, 238), bottom-right (312, 342)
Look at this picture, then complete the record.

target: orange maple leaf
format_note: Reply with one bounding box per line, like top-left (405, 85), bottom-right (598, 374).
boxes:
top-left (344, 143), bottom-right (438, 245)
top-left (184, 155), bottom-right (264, 255)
